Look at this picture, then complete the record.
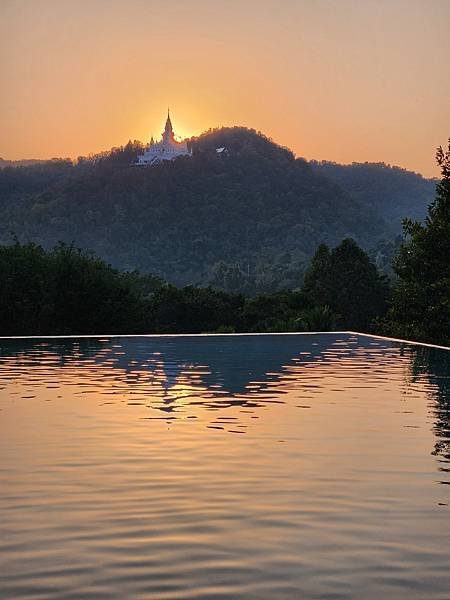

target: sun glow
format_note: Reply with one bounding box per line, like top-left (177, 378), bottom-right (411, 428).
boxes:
top-left (146, 114), bottom-right (197, 143)
top-left (1, 1), bottom-right (448, 175)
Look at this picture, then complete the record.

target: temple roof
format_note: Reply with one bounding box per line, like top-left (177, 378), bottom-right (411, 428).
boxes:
top-left (164, 110), bottom-right (173, 134)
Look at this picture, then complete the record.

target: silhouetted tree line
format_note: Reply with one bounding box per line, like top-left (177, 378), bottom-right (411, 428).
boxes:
top-left (310, 159), bottom-right (436, 228)
top-left (303, 239), bottom-right (388, 331)
top-left (0, 134), bottom-right (448, 343)
top-left (1, 127), bottom-right (428, 292)
top-left (408, 345), bottom-right (450, 461)
top-left (383, 140), bottom-right (450, 345)
top-left (0, 236), bottom-right (388, 336)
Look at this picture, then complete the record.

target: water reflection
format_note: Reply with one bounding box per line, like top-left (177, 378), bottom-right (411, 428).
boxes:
top-left (408, 346), bottom-right (450, 465)
top-left (1, 332), bottom-right (450, 478)
top-left (0, 333), bottom-right (449, 599)
top-left (1, 334), bottom-right (449, 438)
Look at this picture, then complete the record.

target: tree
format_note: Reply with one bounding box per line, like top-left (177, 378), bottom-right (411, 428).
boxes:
top-left (303, 238), bottom-right (388, 331)
top-left (0, 241), bottom-right (149, 335)
top-left (0, 128), bottom-right (387, 290)
top-left (385, 140), bottom-right (450, 344)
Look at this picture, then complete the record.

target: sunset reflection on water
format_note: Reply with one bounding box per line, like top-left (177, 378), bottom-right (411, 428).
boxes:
top-left (0, 333), bottom-right (449, 599)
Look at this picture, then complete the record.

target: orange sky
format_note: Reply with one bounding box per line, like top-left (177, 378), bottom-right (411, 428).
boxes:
top-left (1, 0), bottom-right (449, 177)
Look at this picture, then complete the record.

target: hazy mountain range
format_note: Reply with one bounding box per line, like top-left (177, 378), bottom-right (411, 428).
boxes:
top-left (0, 158), bottom-right (49, 169)
top-left (0, 127), bottom-right (436, 291)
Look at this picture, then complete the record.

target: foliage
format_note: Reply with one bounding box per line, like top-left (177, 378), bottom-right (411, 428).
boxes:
top-left (368, 235), bottom-right (404, 276)
top-left (384, 141), bottom-right (450, 344)
top-left (0, 241), bottom-right (343, 336)
top-left (311, 160), bottom-right (436, 230)
top-left (2, 128), bottom-right (441, 341)
top-left (409, 346), bottom-right (450, 460)
top-left (0, 241), bottom-right (152, 335)
top-left (0, 129), bottom-right (390, 292)
top-left (302, 238), bottom-right (389, 331)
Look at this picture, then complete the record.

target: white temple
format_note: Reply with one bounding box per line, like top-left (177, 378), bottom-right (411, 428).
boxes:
top-left (135, 111), bottom-right (191, 166)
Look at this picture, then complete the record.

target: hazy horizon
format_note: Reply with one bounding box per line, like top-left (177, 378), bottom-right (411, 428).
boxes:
top-left (1, 0), bottom-right (449, 177)
top-left (0, 123), bottom-right (442, 179)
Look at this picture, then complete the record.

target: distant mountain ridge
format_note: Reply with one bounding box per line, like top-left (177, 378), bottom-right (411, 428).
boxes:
top-left (311, 160), bottom-right (436, 228)
top-left (0, 127), bottom-right (435, 291)
top-left (0, 158), bottom-right (48, 169)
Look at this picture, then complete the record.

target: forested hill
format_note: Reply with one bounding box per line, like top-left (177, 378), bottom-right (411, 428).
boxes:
top-left (311, 160), bottom-right (436, 228)
top-left (0, 158), bottom-right (47, 169)
top-left (0, 127), bottom-right (430, 290)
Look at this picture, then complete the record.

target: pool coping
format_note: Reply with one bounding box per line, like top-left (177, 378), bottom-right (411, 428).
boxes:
top-left (0, 331), bottom-right (449, 352)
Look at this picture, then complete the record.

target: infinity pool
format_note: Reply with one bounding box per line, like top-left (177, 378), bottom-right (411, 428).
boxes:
top-left (0, 333), bottom-right (449, 599)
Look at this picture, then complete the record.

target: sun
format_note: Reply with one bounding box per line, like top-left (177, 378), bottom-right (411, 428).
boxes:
top-left (140, 109), bottom-right (200, 145)
top-left (171, 121), bottom-right (195, 141)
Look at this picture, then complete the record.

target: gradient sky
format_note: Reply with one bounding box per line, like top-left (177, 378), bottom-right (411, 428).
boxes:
top-left (1, 0), bottom-right (449, 176)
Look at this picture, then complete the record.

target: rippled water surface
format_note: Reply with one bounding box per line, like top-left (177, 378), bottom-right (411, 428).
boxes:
top-left (1, 333), bottom-right (449, 599)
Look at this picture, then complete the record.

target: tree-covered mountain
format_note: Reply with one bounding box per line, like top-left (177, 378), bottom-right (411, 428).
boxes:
top-left (0, 238), bottom-right (383, 336)
top-left (311, 160), bottom-right (436, 229)
top-left (0, 158), bottom-right (48, 169)
top-left (0, 127), bottom-right (433, 291)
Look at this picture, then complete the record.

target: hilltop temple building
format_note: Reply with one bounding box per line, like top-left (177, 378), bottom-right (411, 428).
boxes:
top-left (135, 111), bottom-right (191, 166)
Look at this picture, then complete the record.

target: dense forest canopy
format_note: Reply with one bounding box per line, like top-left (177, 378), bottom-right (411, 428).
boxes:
top-left (0, 137), bottom-right (448, 344)
top-left (384, 141), bottom-right (450, 345)
top-left (0, 239), bottom-right (381, 336)
top-left (0, 158), bottom-right (48, 169)
top-left (303, 238), bottom-right (389, 331)
top-left (0, 127), bottom-right (434, 292)
top-left (311, 160), bottom-right (436, 228)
